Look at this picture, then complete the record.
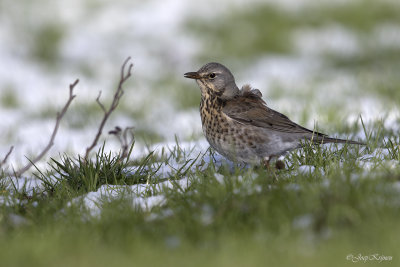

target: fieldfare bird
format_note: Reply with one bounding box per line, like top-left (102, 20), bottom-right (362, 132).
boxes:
top-left (184, 62), bottom-right (364, 166)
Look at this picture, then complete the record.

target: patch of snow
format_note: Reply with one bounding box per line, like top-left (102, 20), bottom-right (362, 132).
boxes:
top-left (71, 184), bottom-right (167, 217)
top-left (293, 214), bottom-right (313, 229)
top-left (373, 23), bottom-right (400, 50)
top-left (242, 55), bottom-right (321, 93)
top-left (393, 181), bottom-right (400, 192)
top-left (358, 148), bottom-right (390, 162)
top-left (214, 173), bottom-right (225, 184)
top-left (8, 213), bottom-right (29, 226)
top-left (298, 165), bottom-right (316, 174)
top-left (293, 24), bottom-right (360, 57)
top-left (0, 195), bottom-right (20, 206)
top-left (200, 204), bottom-right (214, 225)
top-left (164, 235), bottom-right (181, 249)
top-left (285, 183), bottom-right (301, 191)
top-left (3, 176), bottom-right (45, 196)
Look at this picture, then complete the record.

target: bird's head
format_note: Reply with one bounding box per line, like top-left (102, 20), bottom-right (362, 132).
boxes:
top-left (184, 62), bottom-right (239, 100)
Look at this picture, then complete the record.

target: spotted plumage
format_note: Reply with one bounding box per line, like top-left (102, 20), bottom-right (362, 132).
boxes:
top-left (184, 62), bottom-right (364, 166)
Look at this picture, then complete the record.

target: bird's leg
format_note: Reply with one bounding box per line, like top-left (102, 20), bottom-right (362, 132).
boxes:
top-left (263, 156), bottom-right (285, 170)
top-left (263, 156), bottom-right (284, 182)
top-left (263, 156), bottom-right (271, 169)
top-left (263, 157), bottom-right (277, 179)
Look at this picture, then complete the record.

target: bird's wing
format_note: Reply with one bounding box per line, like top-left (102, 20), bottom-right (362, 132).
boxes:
top-left (222, 95), bottom-right (327, 136)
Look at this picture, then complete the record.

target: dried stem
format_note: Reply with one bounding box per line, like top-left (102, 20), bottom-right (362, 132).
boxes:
top-left (0, 146), bottom-right (14, 169)
top-left (13, 79), bottom-right (79, 177)
top-left (109, 126), bottom-right (135, 160)
top-left (84, 57), bottom-right (133, 159)
top-left (96, 91), bottom-right (106, 113)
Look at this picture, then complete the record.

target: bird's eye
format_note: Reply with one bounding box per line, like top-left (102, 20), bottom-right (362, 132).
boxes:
top-left (208, 73), bottom-right (216, 79)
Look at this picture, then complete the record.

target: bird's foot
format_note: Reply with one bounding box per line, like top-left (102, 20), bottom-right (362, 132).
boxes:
top-left (263, 157), bottom-right (285, 170)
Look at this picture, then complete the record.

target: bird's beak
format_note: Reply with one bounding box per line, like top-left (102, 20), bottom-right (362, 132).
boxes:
top-left (184, 72), bottom-right (201, 79)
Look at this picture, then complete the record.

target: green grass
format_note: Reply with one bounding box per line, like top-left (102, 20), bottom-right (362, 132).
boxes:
top-left (32, 23), bottom-right (65, 66)
top-left (0, 86), bottom-right (20, 109)
top-left (0, 123), bottom-right (399, 266)
top-left (305, 0), bottom-right (400, 32)
top-left (187, 4), bottom-right (295, 60)
top-left (362, 74), bottom-right (400, 105)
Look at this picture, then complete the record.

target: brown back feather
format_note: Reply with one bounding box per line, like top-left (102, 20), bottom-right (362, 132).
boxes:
top-left (223, 86), bottom-right (327, 136)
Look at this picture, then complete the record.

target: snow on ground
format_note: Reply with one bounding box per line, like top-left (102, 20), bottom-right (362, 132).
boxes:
top-left (0, 0), bottom-right (399, 215)
top-left (1, 139), bottom-right (397, 216)
top-left (71, 186), bottom-right (167, 217)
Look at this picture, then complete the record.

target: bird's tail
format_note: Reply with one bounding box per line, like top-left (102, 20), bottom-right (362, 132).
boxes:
top-left (314, 136), bottom-right (365, 146)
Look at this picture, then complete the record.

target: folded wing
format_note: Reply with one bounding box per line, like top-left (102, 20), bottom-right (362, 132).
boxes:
top-left (222, 90), bottom-right (327, 137)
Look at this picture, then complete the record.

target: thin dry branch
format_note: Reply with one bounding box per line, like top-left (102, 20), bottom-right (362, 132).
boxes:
top-left (121, 127), bottom-right (135, 160)
top-left (0, 146), bottom-right (14, 169)
top-left (96, 91), bottom-right (106, 113)
top-left (84, 57), bottom-right (133, 159)
top-left (109, 126), bottom-right (135, 160)
top-left (13, 79), bottom-right (79, 177)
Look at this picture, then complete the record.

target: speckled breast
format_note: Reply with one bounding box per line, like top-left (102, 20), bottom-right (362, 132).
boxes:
top-left (199, 94), bottom-right (261, 163)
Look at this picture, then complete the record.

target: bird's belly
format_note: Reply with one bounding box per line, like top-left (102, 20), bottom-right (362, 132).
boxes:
top-left (202, 120), bottom-right (262, 163)
top-left (202, 119), bottom-right (299, 163)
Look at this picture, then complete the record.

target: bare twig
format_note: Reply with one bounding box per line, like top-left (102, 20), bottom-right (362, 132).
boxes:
top-left (13, 79), bottom-right (79, 177)
top-left (84, 57), bottom-right (133, 159)
top-left (109, 126), bottom-right (124, 144)
top-left (121, 127), bottom-right (135, 159)
top-left (0, 146), bottom-right (14, 169)
top-left (96, 91), bottom-right (106, 113)
top-left (109, 126), bottom-right (135, 160)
